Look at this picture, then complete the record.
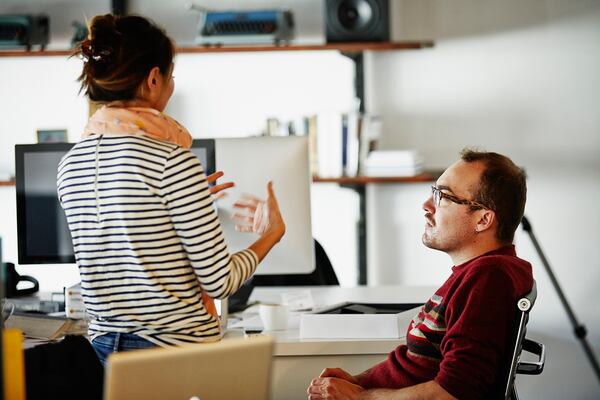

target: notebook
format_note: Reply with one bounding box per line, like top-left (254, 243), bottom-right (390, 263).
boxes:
top-left (104, 335), bottom-right (274, 400)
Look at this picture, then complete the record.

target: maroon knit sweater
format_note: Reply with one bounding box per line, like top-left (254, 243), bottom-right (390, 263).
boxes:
top-left (357, 245), bottom-right (533, 400)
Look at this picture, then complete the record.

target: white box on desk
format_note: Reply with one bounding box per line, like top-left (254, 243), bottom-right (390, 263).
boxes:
top-left (65, 282), bottom-right (86, 319)
top-left (299, 304), bottom-right (422, 339)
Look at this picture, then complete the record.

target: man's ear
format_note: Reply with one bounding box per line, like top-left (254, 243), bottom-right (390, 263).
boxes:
top-left (476, 209), bottom-right (496, 233)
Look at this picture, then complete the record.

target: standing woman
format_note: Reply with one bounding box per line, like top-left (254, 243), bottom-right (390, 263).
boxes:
top-left (58, 14), bottom-right (285, 365)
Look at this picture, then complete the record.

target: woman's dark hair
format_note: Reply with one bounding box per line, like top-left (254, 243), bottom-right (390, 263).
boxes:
top-left (460, 148), bottom-right (527, 244)
top-left (72, 14), bottom-right (174, 102)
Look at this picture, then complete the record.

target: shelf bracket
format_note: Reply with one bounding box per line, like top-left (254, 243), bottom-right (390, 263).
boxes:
top-left (341, 51), bottom-right (367, 285)
top-left (340, 50), bottom-right (368, 285)
top-left (112, 0), bottom-right (128, 16)
top-left (341, 51), bottom-right (365, 113)
top-left (340, 183), bottom-right (368, 285)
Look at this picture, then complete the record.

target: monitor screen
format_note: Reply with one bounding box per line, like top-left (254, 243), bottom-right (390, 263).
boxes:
top-left (15, 143), bottom-right (75, 264)
top-left (210, 136), bottom-right (315, 275)
top-left (15, 141), bottom-right (216, 265)
top-left (189, 139), bottom-right (216, 177)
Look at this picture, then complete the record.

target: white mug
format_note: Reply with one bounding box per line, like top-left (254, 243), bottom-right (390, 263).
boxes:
top-left (259, 304), bottom-right (290, 331)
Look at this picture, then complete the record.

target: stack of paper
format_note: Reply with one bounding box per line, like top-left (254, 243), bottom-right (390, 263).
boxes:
top-left (300, 303), bottom-right (422, 339)
top-left (364, 150), bottom-right (424, 177)
top-left (5, 313), bottom-right (88, 341)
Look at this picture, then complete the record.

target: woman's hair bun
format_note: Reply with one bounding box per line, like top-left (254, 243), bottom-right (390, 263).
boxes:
top-left (89, 14), bottom-right (120, 46)
top-left (82, 14), bottom-right (121, 65)
top-left (74, 13), bottom-right (174, 102)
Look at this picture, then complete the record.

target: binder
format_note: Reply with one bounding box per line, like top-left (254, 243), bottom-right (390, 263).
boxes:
top-left (2, 328), bottom-right (26, 400)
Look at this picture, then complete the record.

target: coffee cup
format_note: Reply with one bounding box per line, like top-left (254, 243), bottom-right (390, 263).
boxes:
top-left (258, 304), bottom-right (290, 331)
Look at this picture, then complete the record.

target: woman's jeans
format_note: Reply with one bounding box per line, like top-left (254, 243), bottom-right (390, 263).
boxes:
top-left (92, 332), bottom-right (156, 366)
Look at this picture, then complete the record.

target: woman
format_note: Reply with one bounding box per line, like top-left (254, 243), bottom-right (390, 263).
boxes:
top-left (57, 14), bottom-right (285, 364)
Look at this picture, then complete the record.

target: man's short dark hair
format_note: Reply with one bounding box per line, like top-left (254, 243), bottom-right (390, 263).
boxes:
top-left (460, 148), bottom-right (527, 244)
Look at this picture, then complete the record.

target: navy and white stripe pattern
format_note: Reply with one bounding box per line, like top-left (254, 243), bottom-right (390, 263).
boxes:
top-left (57, 134), bottom-right (257, 347)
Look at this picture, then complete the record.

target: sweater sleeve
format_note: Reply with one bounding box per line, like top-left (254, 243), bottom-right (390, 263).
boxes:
top-left (160, 147), bottom-right (258, 299)
top-left (434, 265), bottom-right (518, 400)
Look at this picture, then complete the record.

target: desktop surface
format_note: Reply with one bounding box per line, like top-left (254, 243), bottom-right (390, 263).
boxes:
top-left (13, 285), bottom-right (433, 400)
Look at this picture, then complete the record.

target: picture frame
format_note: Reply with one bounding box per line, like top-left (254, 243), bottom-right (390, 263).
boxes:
top-left (36, 129), bottom-right (68, 143)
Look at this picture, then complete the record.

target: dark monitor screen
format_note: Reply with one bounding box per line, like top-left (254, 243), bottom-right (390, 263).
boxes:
top-left (15, 140), bottom-right (216, 265)
top-left (16, 143), bottom-right (75, 264)
top-left (190, 139), bottom-right (215, 181)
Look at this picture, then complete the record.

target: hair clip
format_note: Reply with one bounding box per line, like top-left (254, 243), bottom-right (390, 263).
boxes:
top-left (80, 39), bottom-right (113, 63)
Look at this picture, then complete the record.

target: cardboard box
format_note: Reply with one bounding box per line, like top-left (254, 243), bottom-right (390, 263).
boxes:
top-left (299, 303), bottom-right (422, 339)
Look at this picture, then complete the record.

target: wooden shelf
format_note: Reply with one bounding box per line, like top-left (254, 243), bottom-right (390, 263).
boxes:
top-left (0, 171), bottom-right (440, 188)
top-left (0, 41), bottom-right (434, 58)
top-left (313, 170), bottom-right (442, 185)
top-left (0, 179), bottom-right (15, 187)
top-left (175, 41), bottom-right (434, 54)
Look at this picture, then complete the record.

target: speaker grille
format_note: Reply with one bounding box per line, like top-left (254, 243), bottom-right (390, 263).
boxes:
top-left (325, 0), bottom-right (389, 42)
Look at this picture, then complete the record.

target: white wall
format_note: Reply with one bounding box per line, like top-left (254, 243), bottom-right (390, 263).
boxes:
top-left (0, 0), bottom-right (360, 288)
top-left (1, 0), bottom-right (598, 398)
top-left (367, 1), bottom-right (600, 398)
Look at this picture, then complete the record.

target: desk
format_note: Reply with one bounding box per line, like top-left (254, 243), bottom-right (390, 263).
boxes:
top-left (228, 285), bottom-right (435, 400)
top-left (14, 285), bottom-right (435, 400)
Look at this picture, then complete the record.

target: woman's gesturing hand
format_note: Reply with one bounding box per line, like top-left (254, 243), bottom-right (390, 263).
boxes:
top-left (232, 181), bottom-right (285, 241)
top-left (207, 171), bottom-right (234, 200)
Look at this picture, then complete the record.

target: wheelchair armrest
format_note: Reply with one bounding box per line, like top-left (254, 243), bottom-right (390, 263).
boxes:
top-left (516, 338), bottom-right (546, 375)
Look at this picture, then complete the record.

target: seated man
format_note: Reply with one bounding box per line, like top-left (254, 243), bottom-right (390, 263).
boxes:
top-left (307, 149), bottom-right (533, 400)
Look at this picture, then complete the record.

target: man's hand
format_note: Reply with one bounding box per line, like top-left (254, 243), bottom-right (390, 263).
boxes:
top-left (207, 171), bottom-right (234, 200)
top-left (307, 377), bottom-right (365, 400)
top-left (319, 368), bottom-right (359, 384)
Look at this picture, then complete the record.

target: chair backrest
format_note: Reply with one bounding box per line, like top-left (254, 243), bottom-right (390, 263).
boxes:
top-left (24, 335), bottom-right (104, 400)
top-left (502, 280), bottom-right (546, 400)
top-left (252, 238), bottom-right (339, 286)
top-left (104, 335), bottom-right (274, 400)
top-left (229, 239), bottom-right (338, 312)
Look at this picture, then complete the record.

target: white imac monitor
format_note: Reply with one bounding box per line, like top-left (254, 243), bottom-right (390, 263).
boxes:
top-left (211, 136), bottom-right (314, 275)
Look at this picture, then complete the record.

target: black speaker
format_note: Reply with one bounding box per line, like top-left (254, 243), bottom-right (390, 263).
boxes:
top-left (325, 0), bottom-right (389, 43)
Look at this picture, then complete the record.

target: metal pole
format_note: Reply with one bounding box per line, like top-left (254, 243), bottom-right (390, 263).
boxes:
top-left (521, 216), bottom-right (600, 383)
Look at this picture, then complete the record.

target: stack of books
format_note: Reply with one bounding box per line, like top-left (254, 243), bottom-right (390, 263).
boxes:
top-left (364, 150), bottom-right (424, 177)
top-left (306, 112), bottom-right (382, 178)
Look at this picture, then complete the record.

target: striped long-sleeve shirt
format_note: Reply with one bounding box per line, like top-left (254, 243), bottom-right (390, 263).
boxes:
top-left (57, 134), bottom-right (258, 347)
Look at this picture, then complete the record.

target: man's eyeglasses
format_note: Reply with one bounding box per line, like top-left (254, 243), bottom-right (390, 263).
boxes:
top-left (431, 186), bottom-right (489, 210)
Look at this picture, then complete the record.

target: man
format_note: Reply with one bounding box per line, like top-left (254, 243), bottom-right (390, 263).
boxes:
top-left (307, 149), bottom-right (533, 400)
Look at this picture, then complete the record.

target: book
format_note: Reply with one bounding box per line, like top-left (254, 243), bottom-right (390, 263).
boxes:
top-left (4, 313), bottom-right (87, 341)
top-left (315, 113), bottom-right (343, 178)
top-left (364, 150), bottom-right (425, 177)
top-left (306, 115), bottom-right (319, 176)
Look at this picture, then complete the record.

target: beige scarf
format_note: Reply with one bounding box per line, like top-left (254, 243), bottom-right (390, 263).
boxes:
top-left (84, 105), bottom-right (220, 323)
top-left (83, 105), bottom-right (192, 148)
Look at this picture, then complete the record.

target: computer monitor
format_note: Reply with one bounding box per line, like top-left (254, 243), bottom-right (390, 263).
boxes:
top-left (14, 141), bottom-right (215, 265)
top-left (188, 138), bottom-right (216, 176)
top-left (15, 137), bottom-right (314, 275)
top-left (15, 143), bottom-right (75, 264)
top-left (203, 136), bottom-right (315, 275)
